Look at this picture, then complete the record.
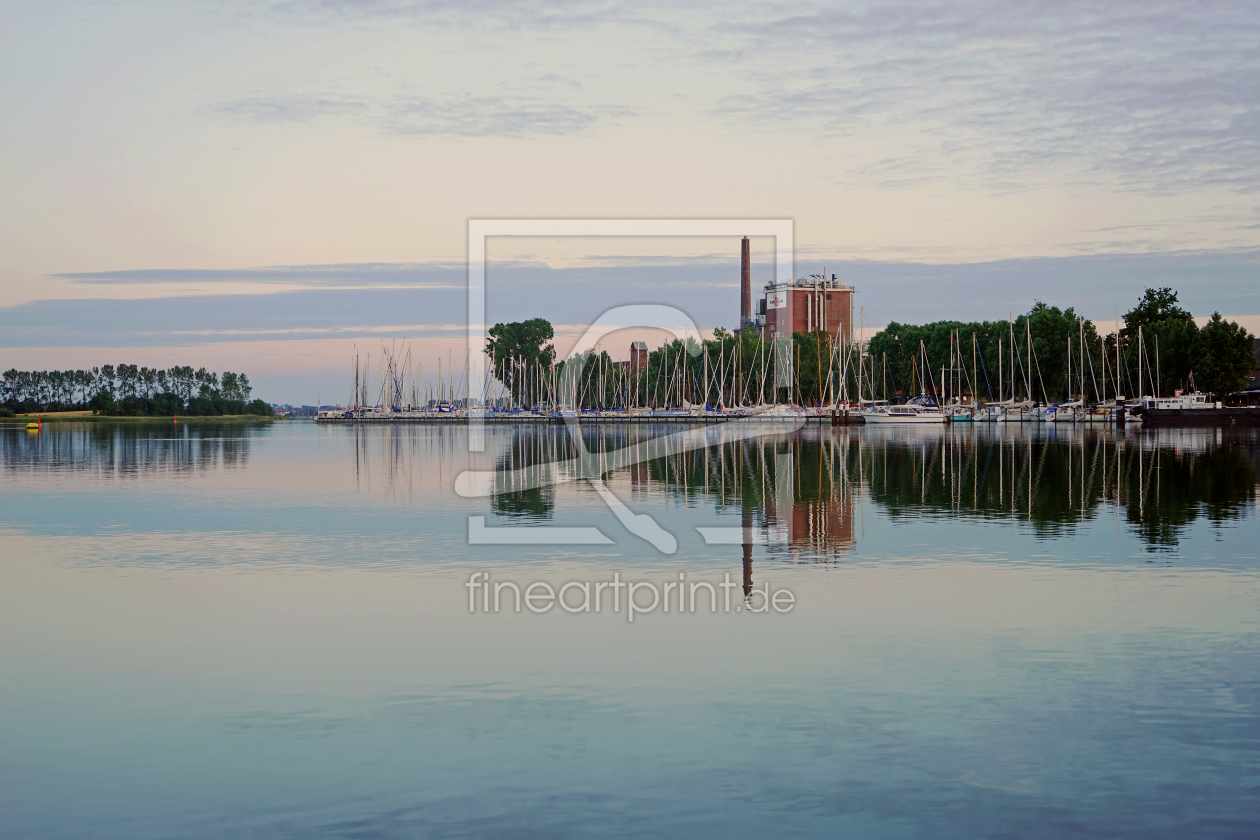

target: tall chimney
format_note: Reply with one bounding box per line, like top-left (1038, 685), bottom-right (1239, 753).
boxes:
top-left (740, 236), bottom-right (751, 328)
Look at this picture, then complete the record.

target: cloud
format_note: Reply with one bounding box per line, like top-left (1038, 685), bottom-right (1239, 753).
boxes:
top-left (708, 1), bottom-right (1260, 195)
top-left (247, 1), bottom-right (1260, 194)
top-left (266, 0), bottom-right (646, 30)
top-left (207, 95), bottom-right (370, 122)
top-left (12, 250), bottom-right (1259, 350)
top-left (55, 262), bottom-right (467, 287)
top-left (386, 95), bottom-right (598, 137)
top-left (209, 91), bottom-right (617, 138)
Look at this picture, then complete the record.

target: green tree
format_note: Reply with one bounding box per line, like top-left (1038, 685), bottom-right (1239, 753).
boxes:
top-left (1121, 287), bottom-right (1194, 341)
top-left (868, 305), bottom-right (1103, 404)
top-left (1115, 288), bottom-right (1198, 396)
top-left (1191, 313), bottom-right (1255, 396)
top-left (486, 318), bottom-right (555, 406)
top-left (88, 390), bottom-right (118, 415)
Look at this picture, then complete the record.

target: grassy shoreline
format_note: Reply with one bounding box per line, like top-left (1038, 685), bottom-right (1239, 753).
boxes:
top-left (4, 411), bottom-right (278, 424)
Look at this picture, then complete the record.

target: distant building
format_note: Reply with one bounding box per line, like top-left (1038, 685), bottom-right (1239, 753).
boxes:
top-left (629, 340), bottom-right (649, 373)
top-left (758, 275), bottom-right (855, 343)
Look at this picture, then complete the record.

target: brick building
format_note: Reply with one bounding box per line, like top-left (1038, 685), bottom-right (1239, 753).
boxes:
top-left (756, 275), bottom-right (855, 343)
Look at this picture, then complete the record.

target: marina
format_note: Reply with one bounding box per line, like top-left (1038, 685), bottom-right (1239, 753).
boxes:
top-left (309, 245), bottom-right (1259, 431)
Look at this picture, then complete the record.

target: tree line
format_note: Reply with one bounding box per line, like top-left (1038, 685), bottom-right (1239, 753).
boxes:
top-left (868, 288), bottom-right (1256, 403)
top-left (485, 287), bottom-right (1255, 411)
top-left (487, 319), bottom-right (870, 408)
top-left (1, 364), bottom-right (273, 416)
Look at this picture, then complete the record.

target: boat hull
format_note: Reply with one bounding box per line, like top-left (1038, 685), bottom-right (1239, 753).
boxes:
top-left (862, 413), bottom-right (946, 425)
top-left (1141, 408), bottom-right (1260, 427)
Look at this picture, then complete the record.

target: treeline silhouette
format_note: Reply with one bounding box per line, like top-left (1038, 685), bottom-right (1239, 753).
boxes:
top-left (1, 365), bottom-right (273, 417)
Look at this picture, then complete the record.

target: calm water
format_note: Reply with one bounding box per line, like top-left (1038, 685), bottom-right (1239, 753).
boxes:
top-left (1, 420), bottom-right (1258, 838)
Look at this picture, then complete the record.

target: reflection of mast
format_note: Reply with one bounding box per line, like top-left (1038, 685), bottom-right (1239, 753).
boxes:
top-left (742, 533), bottom-right (753, 598)
top-left (741, 441), bottom-right (754, 596)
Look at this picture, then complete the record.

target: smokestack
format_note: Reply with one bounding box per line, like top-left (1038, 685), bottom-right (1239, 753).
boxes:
top-left (740, 236), bottom-right (751, 328)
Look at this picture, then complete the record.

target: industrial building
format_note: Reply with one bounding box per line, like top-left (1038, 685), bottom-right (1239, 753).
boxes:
top-left (737, 236), bottom-right (855, 343)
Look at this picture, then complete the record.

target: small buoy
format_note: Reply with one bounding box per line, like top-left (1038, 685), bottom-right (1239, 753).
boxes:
top-left (26, 422), bottom-right (39, 430)
top-left (174, 415), bottom-right (178, 424)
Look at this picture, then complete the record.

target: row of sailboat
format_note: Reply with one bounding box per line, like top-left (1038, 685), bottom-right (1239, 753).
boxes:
top-left (320, 311), bottom-right (1220, 423)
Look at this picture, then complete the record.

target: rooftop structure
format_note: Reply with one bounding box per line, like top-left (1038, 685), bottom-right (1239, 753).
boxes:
top-left (758, 274), bottom-right (855, 344)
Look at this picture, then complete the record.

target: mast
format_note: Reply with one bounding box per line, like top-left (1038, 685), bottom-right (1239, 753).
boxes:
top-left (1115, 311), bottom-right (1121, 401)
top-left (1079, 317), bottom-right (1085, 402)
top-left (1138, 325), bottom-right (1144, 398)
top-left (1068, 332), bottom-right (1078, 402)
top-left (857, 308), bottom-right (864, 403)
top-left (1026, 319), bottom-right (1032, 403)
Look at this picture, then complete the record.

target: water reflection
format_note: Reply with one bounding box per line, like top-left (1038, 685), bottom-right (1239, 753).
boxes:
top-left (351, 423), bottom-right (468, 506)
top-left (10, 422), bottom-right (1254, 557)
top-left (857, 426), bottom-right (1258, 549)
top-left (1, 421), bottom-right (262, 480)
top-left (477, 424), bottom-right (1258, 555)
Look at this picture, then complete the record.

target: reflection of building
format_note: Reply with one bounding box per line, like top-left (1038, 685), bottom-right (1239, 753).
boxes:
top-left (764, 444), bottom-right (856, 559)
top-left (790, 497), bottom-right (855, 553)
top-left (764, 497), bottom-right (855, 558)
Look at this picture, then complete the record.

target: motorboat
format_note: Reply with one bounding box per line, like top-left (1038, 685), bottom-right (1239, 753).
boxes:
top-left (862, 403), bottom-right (946, 424)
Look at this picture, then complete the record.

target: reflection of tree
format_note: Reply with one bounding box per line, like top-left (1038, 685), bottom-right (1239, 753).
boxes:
top-left (490, 426), bottom-right (564, 520)
top-left (1120, 439), bottom-right (1257, 548)
top-left (859, 429), bottom-right (1256, 550)
top-left (2, 421), bottom-right (259, 479)
top-left (865, 435), bottom-right (1109, 535)
top-left (478, 424), bottom-right (1256, 553)
top-left (492, 485), bottom-right (555, 520)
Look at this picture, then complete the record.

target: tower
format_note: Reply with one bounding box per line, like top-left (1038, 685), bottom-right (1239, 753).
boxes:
top-left (740, 236), bottom-right (751, 328)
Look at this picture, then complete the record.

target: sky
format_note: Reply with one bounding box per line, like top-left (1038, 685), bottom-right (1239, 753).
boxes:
top-left (2, 0), bottom-right (1258, 403)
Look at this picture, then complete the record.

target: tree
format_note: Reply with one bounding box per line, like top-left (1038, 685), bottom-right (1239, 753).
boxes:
top-left (1191, 313), bottom-right (1255, 396)
top-left (868, 305), bottom-right (1103, 404)
top-left (1, 362), bottom-right (267, 415)
top-left (486, 318), bottom-right (556, 406)
top-left (1121, 287), bottom-right (1194, 342)
top-left (99, 365), bottom-right (116, 395)
top-left (88, 390), bottom-right (118, 415)
top-left (1115, 288), bottom-right (1198, 396)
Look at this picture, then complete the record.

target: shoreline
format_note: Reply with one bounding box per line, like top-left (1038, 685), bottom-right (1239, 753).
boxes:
top-left (4, 413), bottom-right (278, 424)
